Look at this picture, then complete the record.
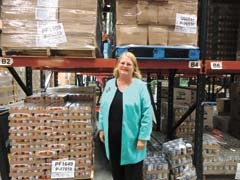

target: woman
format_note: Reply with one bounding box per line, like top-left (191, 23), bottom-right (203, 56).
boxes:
top-left (98, 52), bottom-right (153, 180)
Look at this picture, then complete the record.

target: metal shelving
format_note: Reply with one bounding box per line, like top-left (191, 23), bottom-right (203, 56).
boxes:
top-left (2, 56), bottom-right (240, 180)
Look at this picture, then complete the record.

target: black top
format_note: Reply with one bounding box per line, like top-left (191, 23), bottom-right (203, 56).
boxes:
top-left (108, 82), bottom-right (123, 162)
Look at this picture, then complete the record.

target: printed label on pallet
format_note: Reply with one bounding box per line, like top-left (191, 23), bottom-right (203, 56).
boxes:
top-left (175, 13), bottom-right (197, 34)
top-left (51, 160), bottom-right (75, 179)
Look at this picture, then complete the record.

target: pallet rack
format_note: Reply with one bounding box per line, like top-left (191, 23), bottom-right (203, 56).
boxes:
top-left (1, 56), bottom-right (240, 180)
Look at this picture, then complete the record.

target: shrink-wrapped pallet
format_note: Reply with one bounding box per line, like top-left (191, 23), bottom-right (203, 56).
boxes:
top-left (8, 87), bottom-right (96, 179)
top-left (115, 0), bottom-right (198, 46)
top-left (1, 0), bottom-right (102, 57)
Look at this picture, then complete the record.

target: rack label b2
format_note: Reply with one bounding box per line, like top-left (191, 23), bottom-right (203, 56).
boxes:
top-left (0, 57), bottom-right (13, 66)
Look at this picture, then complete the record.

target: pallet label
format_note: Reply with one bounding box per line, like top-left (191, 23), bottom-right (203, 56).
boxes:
top-left (175, 13), bottom-right (197, 34)
top-left (0, 57), bottom-right (13, 66)
top-left (51, 160), bottom-right (75, 179)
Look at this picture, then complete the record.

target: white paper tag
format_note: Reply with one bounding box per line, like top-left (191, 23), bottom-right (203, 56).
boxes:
top-left (37, 23), bottom-right (67, 47)
top-left (175, 13), bottom-right (197, 34)
top-left (51, 160), bottom-right (75, 179)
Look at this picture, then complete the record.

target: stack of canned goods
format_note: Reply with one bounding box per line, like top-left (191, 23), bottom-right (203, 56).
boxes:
top-left (143, 152), bottom-right (169, 180)
top-left (162, 138), bottom-right (193, 158)
top-left (162, 138), bottom-right (196, 180)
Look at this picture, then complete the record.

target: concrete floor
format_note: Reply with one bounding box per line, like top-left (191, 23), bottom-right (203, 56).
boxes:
top-left (94, 136), bottom-right (112, 180)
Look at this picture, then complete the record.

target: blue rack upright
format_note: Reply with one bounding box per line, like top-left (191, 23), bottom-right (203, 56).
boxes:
top-left (114, 45), bottom-right (200, 60)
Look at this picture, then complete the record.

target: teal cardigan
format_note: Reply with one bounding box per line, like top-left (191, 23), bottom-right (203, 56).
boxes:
top-left (98, 78), bottom-right (153, 165)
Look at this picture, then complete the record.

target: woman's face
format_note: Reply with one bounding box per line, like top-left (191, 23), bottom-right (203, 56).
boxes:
top-left (118, 55), bottom-right (134, 78)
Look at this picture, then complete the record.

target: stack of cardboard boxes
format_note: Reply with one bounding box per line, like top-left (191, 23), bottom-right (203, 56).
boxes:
top-left (1, 0), bottom-right (101, 57)
top-left (115, 0), bottom-right (198, 46)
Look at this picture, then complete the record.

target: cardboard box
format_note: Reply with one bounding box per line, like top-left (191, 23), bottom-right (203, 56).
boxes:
top-left (2, 0), bottom-right (58, 7)
top-left (213, 115), bottom-right (230, 133)
top-left (168, 27), bottom-right (198, 46)
top-left (57, 33), bottom-right (96, 49)
top-left (174, 87), bottom-right (196, 105)
top-left (137, 1), bottom-right (158, 25)
top-left (61, 22), bottom-right (96, 35)
top-left (116, 0), bottom-right (137, 25)
top-left (216, 98), bottom-right (231, 115)
top-left (1, 6), bottom-right (58, 20)
top-left (158, 0), bottom-right (198, 25)
top-left (169, 0), bottom-right (198, 14)
top-left (59, 0), bottom-right (97, 10)
top-left (2, 0), bottom-right (37, 6)
top-left (158, 3), bottom-right (177, 26)
top-left (1, 33), bottom-right (37, 48)
top-left (2, 20), bottom-right (57, 34)
top-left (116, 25), bottom-right (148, 45)
top-left (148, 25), bottom-right (168, 45)
top-left (59, 8), bottom-right (96, 24)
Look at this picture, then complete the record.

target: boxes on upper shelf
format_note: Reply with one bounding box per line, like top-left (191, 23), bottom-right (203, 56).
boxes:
top-left (116, 0), bottom-right (137, 25)
top-left (116, 25), bottom-right (148, 45)
top-left (115, 0), bottom-right (199, 47)
top-left (1, 0), bottom-right (102, 57)
top-left (59, 0), bottom-right (97, 10)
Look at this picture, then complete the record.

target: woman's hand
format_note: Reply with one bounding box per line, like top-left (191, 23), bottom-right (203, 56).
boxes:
top-left (99, 130), bottom-right (104, 143)
top-left (136, 140), bottom-right (146, 150)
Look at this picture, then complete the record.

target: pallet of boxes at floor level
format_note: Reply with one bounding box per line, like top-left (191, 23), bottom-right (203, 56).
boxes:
top-left (8, 94), bottom-right (95, 179)
top-left (67, 103), bottom-right (94, 179)
top-left (113, 45), bottom-right (200, 60)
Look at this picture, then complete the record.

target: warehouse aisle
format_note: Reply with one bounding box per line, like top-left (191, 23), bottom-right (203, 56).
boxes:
top-left (94, 135), bottom-right (112, 180)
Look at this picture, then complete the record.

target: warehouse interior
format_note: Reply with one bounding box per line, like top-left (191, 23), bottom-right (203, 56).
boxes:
top-left (0, 0), bottom-right (240, 180)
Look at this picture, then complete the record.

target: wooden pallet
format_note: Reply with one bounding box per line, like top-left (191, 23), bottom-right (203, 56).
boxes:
top-left (50, 48), bottom-right (98, 58)
top-left (114, 45), bottom-right (200, 60)
top-left (2, 48), bottom-right (50, 57)
top-left (203, 174), bottom-right (235, 180)
top-left (1, 47), bottom-right (102, 58)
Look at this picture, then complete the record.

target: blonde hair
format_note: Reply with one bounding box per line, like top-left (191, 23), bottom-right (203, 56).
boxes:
top-left (113, 52), bottom-right (142, 79)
